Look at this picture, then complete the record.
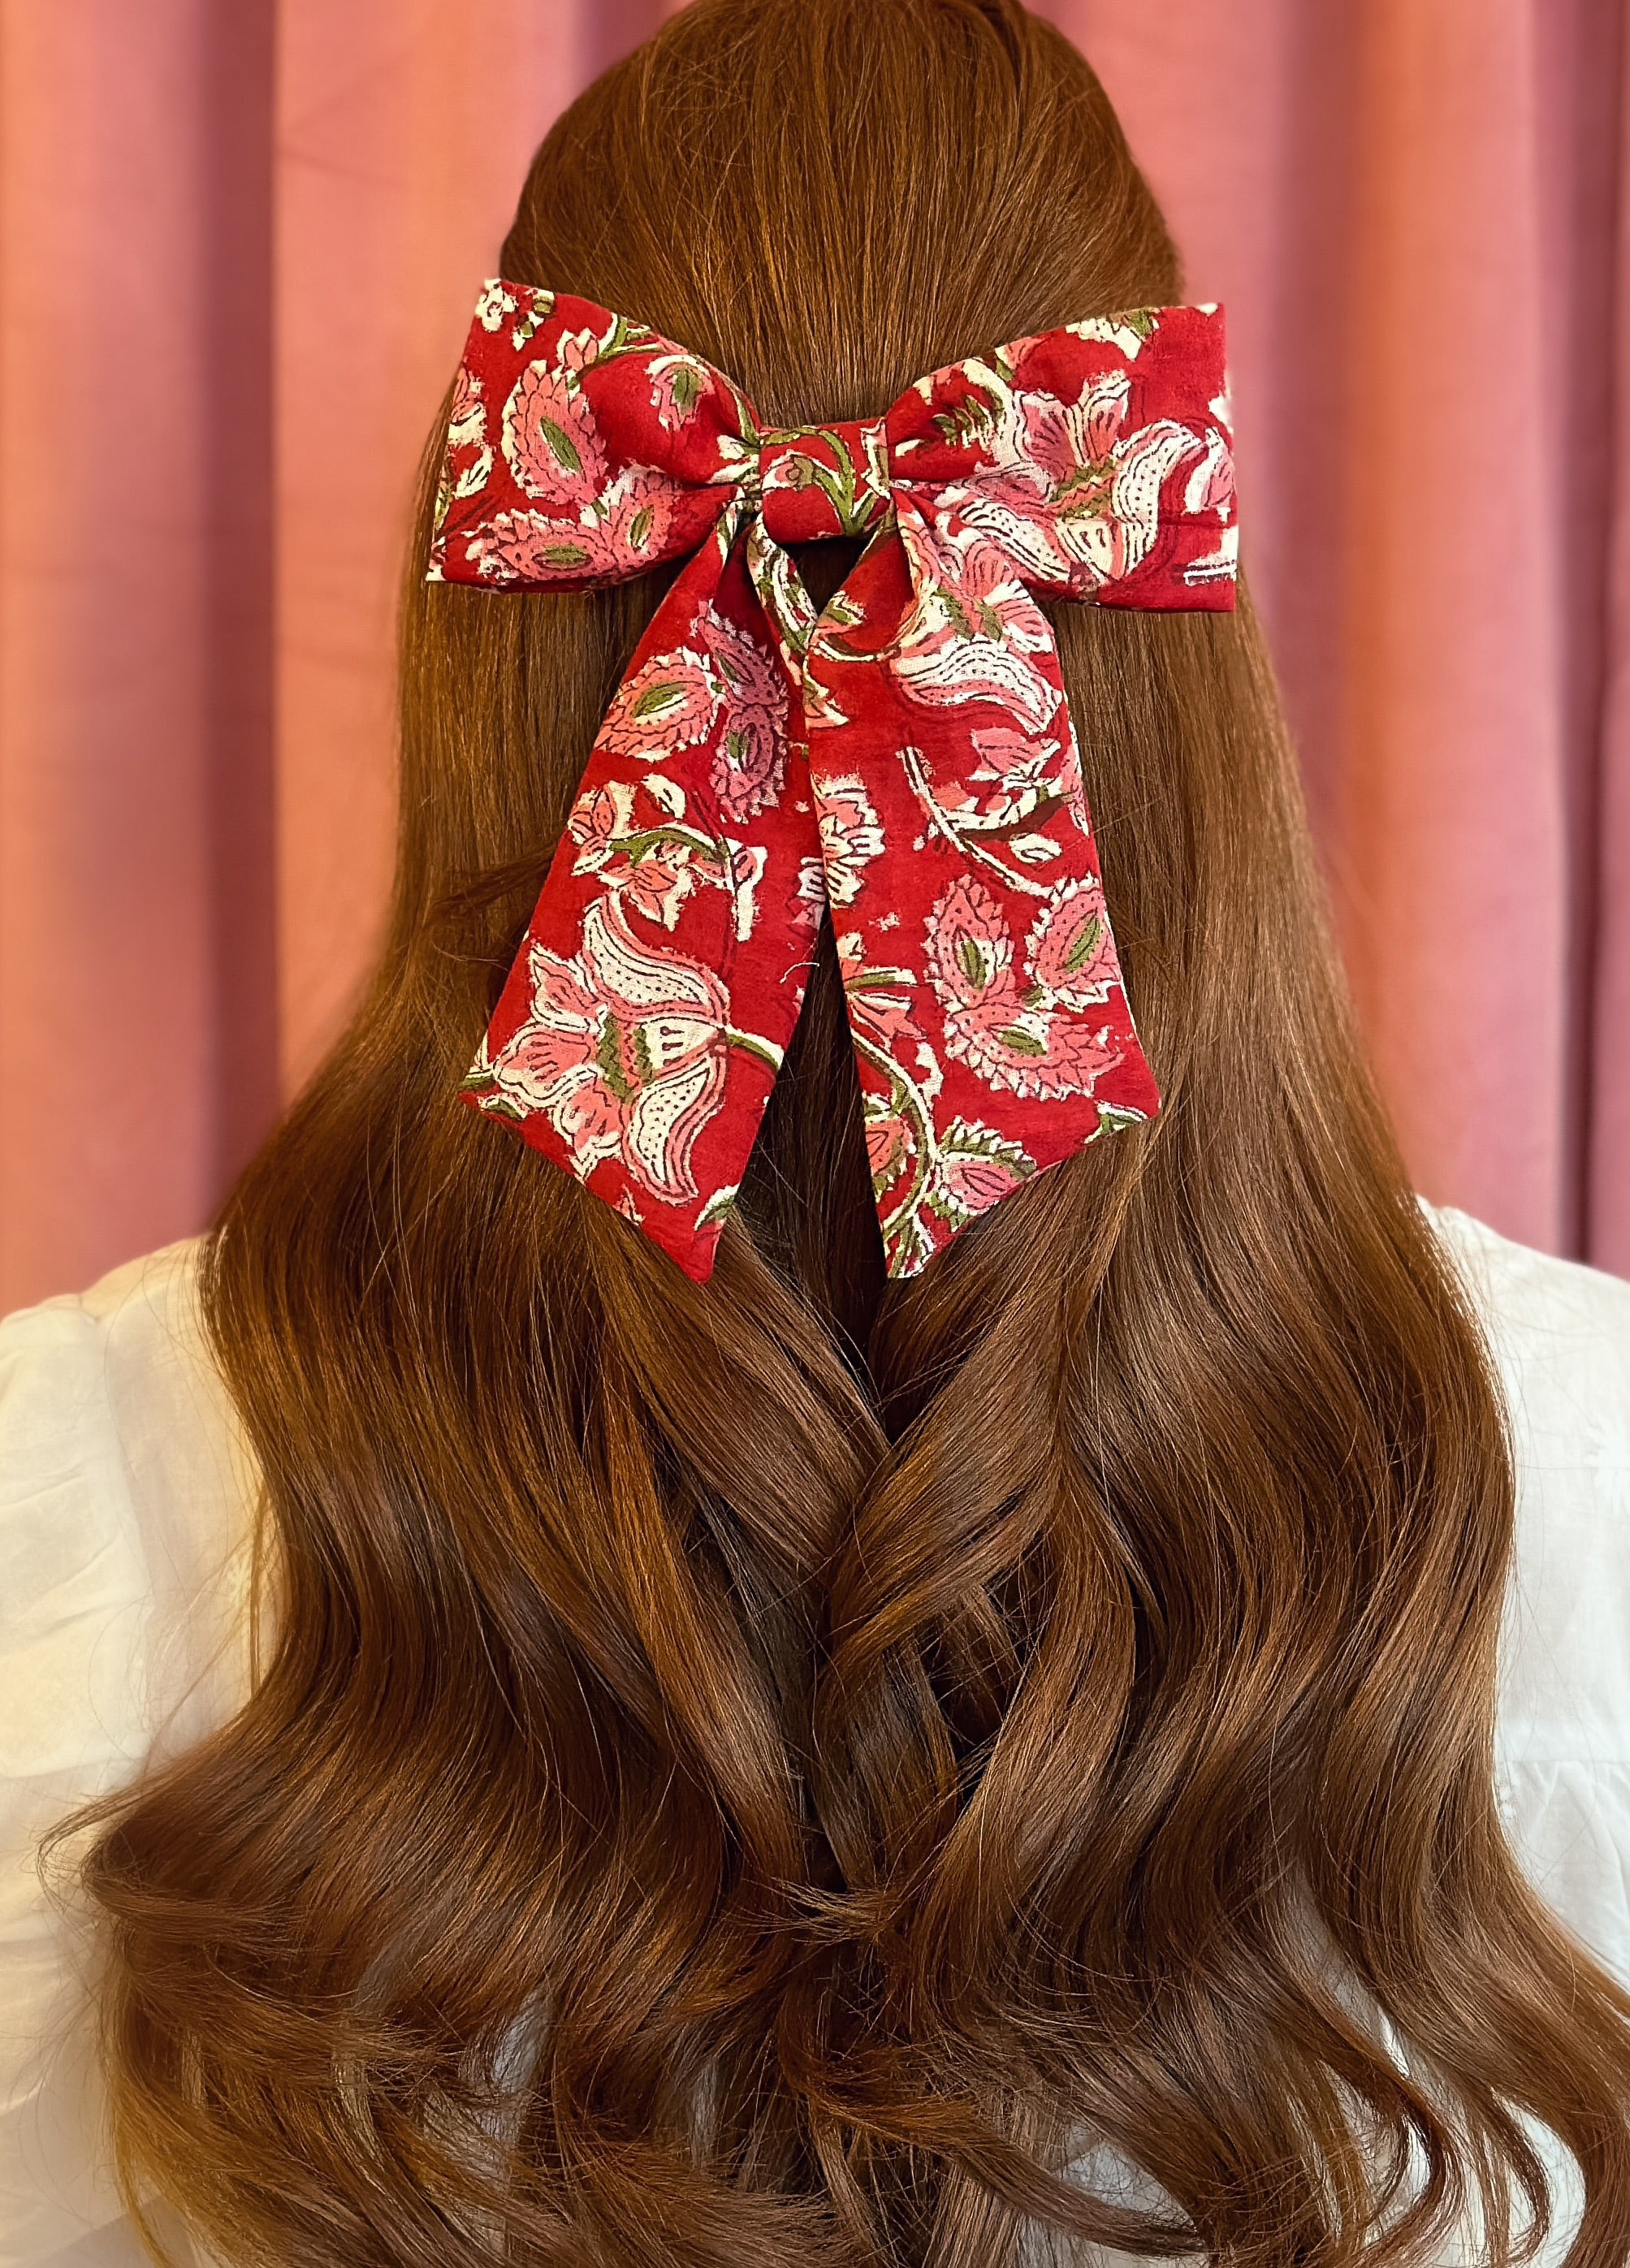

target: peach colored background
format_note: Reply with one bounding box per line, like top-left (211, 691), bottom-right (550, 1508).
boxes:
top-left (2, 0), bottom-right (1628, 1313)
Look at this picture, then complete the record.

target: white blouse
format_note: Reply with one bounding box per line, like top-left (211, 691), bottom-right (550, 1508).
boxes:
top-left (1, 1206), bottom-right (1627, 2267)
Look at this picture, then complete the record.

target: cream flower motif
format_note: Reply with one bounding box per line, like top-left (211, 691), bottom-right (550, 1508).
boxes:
top-left (474, 279), bottom-right (517, 332)
top-left (436, 368), bottom-right (492, 520)
top-left (567, 780), bottom-right (639, 871)
top-left (598, 841), bottom-right (703, 931)
top-left (951, 351), bottom-right (1208, 592)
top-left (552, 326), bottom-right (605, 378)
top-left (449, 364), bottom-right (484, 433)
top-left (796, 855), bottom-right (828, 905)
top-left (889, 513), bottom-right (1060, 732)
top-left (966, 724), bottom-right (1065, 826)
top-left (1063, 312), bottom-right (1161, 361)
top-left (815, 775), bottom-right (885, 905)
top-left (1074, 418), bottom-right (1205, 584)
top-left (485, 898), bottom-right (734, 1203)
top-left (725, 840), bottom-right (768, 943)
top-left (930, 1121), bottom-right (1036, 1225)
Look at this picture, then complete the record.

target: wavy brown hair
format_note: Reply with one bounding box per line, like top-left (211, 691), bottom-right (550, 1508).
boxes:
top-left (77, 2), bottom-right (1630, 2262)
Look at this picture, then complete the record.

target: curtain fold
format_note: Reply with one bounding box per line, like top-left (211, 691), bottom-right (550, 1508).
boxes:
top-left (0, 2), bottom-right (278, 1309)
top-left (1595, 12), bottom-right (1630, 1270)
top-left (2, 0), bottom-right (1626, 1311)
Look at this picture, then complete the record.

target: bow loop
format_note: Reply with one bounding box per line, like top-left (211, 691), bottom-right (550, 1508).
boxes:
top-left (758, 419), bottom-right (892, 543)
top-left (431, 283), bottom-right (1237, 1281)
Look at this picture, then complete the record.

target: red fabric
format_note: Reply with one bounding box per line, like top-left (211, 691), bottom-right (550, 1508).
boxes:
top-left (433, 287), bottom-right (1236, 1279)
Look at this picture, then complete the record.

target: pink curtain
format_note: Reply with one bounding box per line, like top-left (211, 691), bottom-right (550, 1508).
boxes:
top-left (2, 0), bottom-right (1626, 1313)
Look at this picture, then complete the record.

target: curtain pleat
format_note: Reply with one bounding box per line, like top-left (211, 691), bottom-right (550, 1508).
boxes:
top-left (0, 2), bottom-right (279, 1308)
top-left (1593, 11), bottom-right (1630, 1273)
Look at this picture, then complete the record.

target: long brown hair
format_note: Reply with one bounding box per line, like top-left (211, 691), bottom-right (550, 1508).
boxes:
top-left (79, 2), bottom-right (1630, 2261)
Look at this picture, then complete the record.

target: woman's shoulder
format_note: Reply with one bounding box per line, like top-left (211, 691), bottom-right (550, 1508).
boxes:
top-left (0, 1232), bottom-right (259, 1767)
top-left (1423, 1201), bottom-right (1630, 1591)
top-left (0, 1234), bottom-right (259, 1649)
top-left (1426, 1199), bottom-right (1630, 1396)
top-left (0, 1238), bottom-right (258, 2259)
top-left (1425, 1201), bottom-right (1630, 1990)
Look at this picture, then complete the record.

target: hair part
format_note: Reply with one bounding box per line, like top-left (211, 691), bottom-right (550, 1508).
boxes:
top-left (76, 2), bottom-right (1630, 2262)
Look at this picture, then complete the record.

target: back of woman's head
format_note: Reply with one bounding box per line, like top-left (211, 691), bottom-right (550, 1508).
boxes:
top-left (79, 3), bottom-right (1630, 2263)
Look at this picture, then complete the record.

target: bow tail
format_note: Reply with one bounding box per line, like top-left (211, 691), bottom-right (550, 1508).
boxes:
top-left (463, 508), bottom-right (826, 1281)
top-left (802, 498), bottom-right (1161, 1280)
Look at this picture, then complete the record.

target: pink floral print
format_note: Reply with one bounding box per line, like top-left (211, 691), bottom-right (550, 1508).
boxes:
top-left (436, 283), bottom-right (1237, 1278)
top-left (478, 897), bottom-right (746, 1206)
top-left (815, 776), bottom-right (885, 905)
top-left (698, 606), bottom-right (787, 822)
top-left (599, 649), bottom-right (720, 762)
top-left (648, 349), bottom-right (713, 430)
top-left (503, 353), bottom-right (607, 505)
top-left (926, 874), bottom-right (1126, 1100)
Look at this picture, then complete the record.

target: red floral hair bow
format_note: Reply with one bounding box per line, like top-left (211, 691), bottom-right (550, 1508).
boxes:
top-left (431, 280), bottom-right (1237, 1281)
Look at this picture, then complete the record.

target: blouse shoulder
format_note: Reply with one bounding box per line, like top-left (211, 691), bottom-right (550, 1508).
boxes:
top-left (1425, 1202), bottom-right (1630, 1992)
top-left (0, 1237), bottom-right (259, 1727)
top-left (1426, 1199), bottom-right (1630, 1406)
top-left (0, 1239), bottom-right (257, 2262)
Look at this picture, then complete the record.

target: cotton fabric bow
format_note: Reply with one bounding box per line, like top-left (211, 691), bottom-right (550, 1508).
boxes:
top-left (430, 281), bottom-right (1237, 1280)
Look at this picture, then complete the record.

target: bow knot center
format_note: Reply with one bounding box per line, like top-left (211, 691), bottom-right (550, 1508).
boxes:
top-left (758, 418), bottom-right (890, 543)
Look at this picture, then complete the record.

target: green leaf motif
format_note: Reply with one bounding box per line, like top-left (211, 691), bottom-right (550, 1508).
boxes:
top-left (1064, 915), bottom-right (1104, 972)
top-left (997, 1025), bottom-right (1046, 1056)
top-left (958, 938), bottom-right (988, 990)
top-left (923, 1117), bottom-right (1038, 1229)
top-left (883, 1225), bottom-right (925, 1277)
top-left (695, 1182), bottom-right (739, 1228)
top-left (673, 365), bottom-right (702, 414)
top-left (932, 394), bottom-right (997, 450)
top-left (633, 680), bottom-right (687, 720)
top-left (942, 587), bottom-right (976, 639)
top-left (629, 504), bottom-right (654, 550)
top-left (541, 543), bottom-right (590, 568)
top-left (596, 1013), bottom-right (634, 1102)
top-left (942, 1119), bottom-right (1036, 1172)
top-left (539, 417), bottom-right (582, 474)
